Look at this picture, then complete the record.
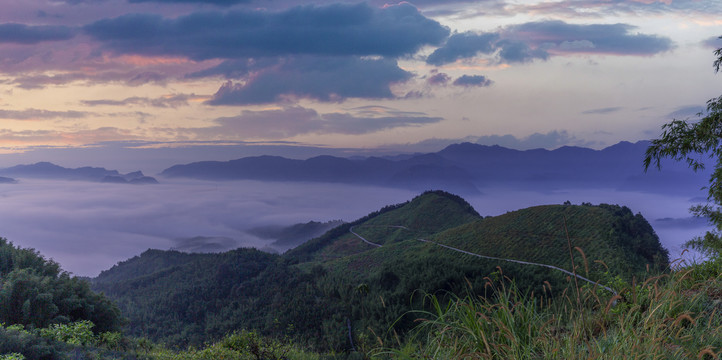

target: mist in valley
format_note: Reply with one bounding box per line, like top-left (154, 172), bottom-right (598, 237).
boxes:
top-left (0, 178), bottom-right (709, 277)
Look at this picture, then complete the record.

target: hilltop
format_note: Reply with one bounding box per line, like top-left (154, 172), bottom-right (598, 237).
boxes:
top-left (92, 190), bottom-right (669, 351)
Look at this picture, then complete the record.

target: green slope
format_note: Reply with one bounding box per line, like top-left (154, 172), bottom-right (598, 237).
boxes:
top-left (286, 190), bottom-right (481, 261)
top-left (90, 191), bottom-right (669, 352)
top-left (430, 203), bottom-right (668, 279)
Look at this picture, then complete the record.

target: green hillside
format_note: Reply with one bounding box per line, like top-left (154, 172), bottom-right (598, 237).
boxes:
top-left (431, 203), bottom-right (668, 280)
top-left (286, 190), bottom-right (481, 261)
top-left (89, 191), bottom-right (670, 352)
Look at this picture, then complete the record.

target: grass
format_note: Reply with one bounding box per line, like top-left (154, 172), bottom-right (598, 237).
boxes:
top-left (370, 257), bottom-right (722, 360)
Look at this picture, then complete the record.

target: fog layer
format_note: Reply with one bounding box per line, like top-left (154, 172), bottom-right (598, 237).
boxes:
top-left (0, 179), bottom-right (708, 276)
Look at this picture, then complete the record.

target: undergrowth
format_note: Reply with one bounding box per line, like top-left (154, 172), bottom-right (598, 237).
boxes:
top-left (372, 258), bottom-right (722, 359)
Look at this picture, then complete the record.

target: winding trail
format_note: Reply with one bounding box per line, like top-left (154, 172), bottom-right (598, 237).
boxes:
top-left (349, 225), bottom-right (617, 295)
top-left (349, 226), bottom-right (383, 247)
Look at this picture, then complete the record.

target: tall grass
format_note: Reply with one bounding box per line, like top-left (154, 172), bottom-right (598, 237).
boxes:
top-left (374, 261), bottom-right (722, 359)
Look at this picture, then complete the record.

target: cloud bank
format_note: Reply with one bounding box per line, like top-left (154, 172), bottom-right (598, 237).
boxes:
top-left (427, 20), bottom-right (673, 65)
top-left (84, 3), bottom-right (449, 60)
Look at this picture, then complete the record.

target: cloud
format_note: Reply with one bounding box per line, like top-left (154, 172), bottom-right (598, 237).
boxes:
top-left (582, 107), bottom-right (623, 115)
top-left (128, 0), bottom-right (249, 5)
top-left (207, 56), bottom-right (412, 105)
top-left (426, 20), bottom-right (672, 65)
top-left (82, 94), bottom-right (204, 108)
top-left (654, 216), bottom-right (710, 229)
top-left (426, 32), bottom-right (499, 66)
top-left (703, 35), bottom-right (722, 49)
top-left (495, 39), bottom-right (549, 63)
top-left (509, 0), bottom-right (722, 17)
top-left (84, 3), bottom-right (449, 60)
top-left (427, 72), bottom-right (451, 86)
top-left (503, 21), bottom-right (674, 56)
top-left (0, 23), bottom-right (76, 44)
top-left (186, 58), bottom-right (281, 79)
top-left (0, 109), bottom-right (89, 120)
top-left (193, 106), bottom-right (443, 138)
top-left (453, 74), bottom-right (493, 87)
top-left (8, 70), bottom-right (171, 89)
top-left (0, 127), bottom-right (136, 147)
top-left (667, 105), bottom-right (705, 119)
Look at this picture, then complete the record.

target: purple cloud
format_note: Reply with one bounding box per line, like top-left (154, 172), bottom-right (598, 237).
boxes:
top-left (0, 109), bottom-right (89, 120)
top-left (426, 21), bottom-right (673, 65)
top-left (582, 107), bottom-right (622, 115)
top-left (82, 94), bottom-right (203, 108)
top-left (190, 106), bottom-right (443, 138)
top-left (453, 75), bottom-right (492, 87)
top-left (208, 56), bottom-right (412, 105)
top-left (0, 24), bottom-right (76, 44)
top-left (427, 72), bottom-right (451, 86)
top-left (427, 32), bottom-right (499, 66)
top-left (128, 0), bottom-right (249, 5)
top-left (703, 35), bottom-right (722, 49)
top-left (504, 21), bottom-right (673, 56)
top-left (84, 3), bottom-right (449, 60)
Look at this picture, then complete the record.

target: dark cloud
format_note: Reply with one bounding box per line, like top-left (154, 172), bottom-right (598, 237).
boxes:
top-left (348, 105), bottom-right (429, 118)
top-left (196, 106), bottom-right (443, 138)
top-left (582, 107), bottom-right (622, 115)
top-left (186, 58), bottom-right (281, 79)
top-left (519, 0), bottom-right (722, 17)
top-left (426, 21), bottom-right (672, 65)
top-left (8, 70), bottom-right (170, 89)
top-left (504, 21), bottom-right (674, 56)
top-left (84, 3), bottom-right (449, 60)
top-left (0, 108), bottom-right (88, 120)
top-left (426, 32), bottom-right (498, 66)
top-left (495, 39), bottom-right (549, 63)
top-left (0, 24), bottom-right (76, 44)
top-left (82, 94), bottom-right (203, 108)
top-left (128, 0), bottom-right (249, 5)
top-left (427, 72), bottom-right (451, 86)
top-left (453, 74), bottom-right (492, 87)
top-left (208, 56), bottom-right (412, 105)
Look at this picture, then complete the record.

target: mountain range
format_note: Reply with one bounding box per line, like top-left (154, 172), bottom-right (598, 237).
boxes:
top-left (160, 141), bottom-right (707, 196)
top-left (0, 162), bottom-right (158, 184)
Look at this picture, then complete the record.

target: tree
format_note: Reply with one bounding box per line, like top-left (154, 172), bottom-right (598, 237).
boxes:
top-left (644, 36), bottom-right (722, 257)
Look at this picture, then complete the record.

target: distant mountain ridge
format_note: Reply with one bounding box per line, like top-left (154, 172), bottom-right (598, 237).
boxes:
top-left (0, 162), bottom-right (158, 184)
top-left (160, 141), bottom-right (706, 195)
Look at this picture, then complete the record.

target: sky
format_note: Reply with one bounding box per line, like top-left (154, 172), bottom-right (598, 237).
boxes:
top-left (0, 0), bottom-right (720, 276)
top-left (0, 0), bottom-right (720, 167)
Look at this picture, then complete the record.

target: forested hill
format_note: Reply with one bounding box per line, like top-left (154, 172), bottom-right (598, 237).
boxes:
top-left (91, 191), bottom-right (669, 351)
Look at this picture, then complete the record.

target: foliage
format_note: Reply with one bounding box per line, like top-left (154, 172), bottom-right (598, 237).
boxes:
top-left (0, 324), bottom-right (62, 360)
top-left (376, 266), bottom-right (722, 359)
top-left (0, 354), bottom-right (25, 360)
top-left (0, 238), bottom-right (123, 333)
top-left (645, 35), bottom-right (722, 257)
top-left (38, 320), bottom-right (95, 346)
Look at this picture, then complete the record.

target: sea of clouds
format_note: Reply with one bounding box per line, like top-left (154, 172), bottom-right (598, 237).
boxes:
top-left (0, 179), bottom-right (710, 276)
